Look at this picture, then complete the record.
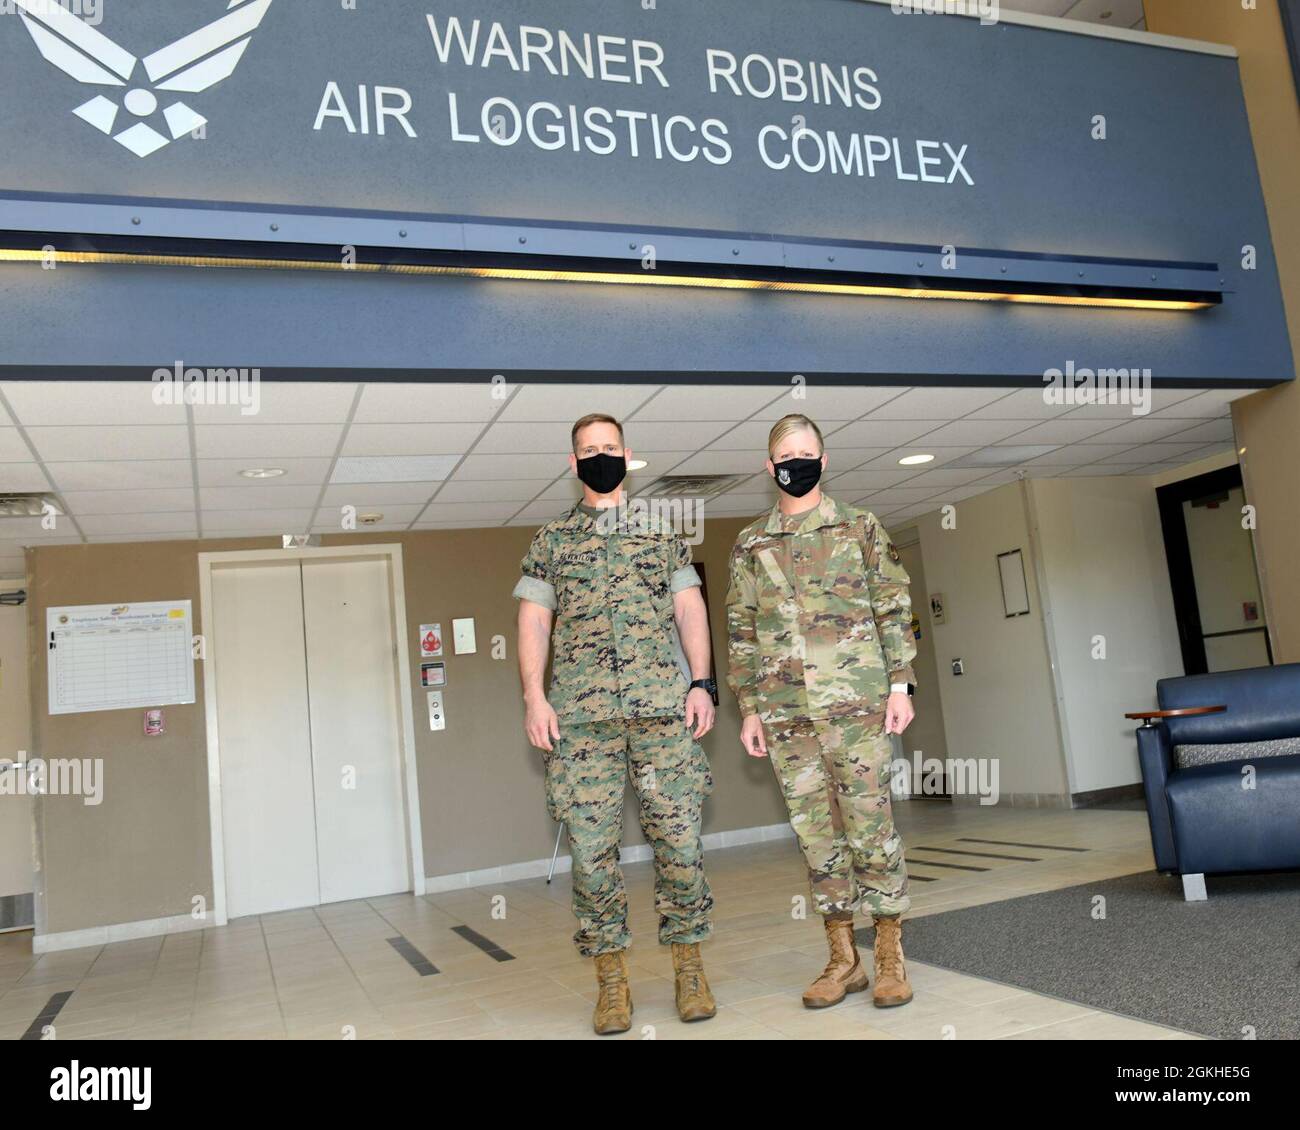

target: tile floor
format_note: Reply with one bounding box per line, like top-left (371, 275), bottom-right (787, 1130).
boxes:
top-left (0, 801), bottom-right (1202, 1040)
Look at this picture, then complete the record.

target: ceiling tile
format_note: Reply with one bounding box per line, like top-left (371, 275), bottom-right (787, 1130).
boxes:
top-left (967, 388), bottom-right (1066, 420)
top-left (48, 460), bottom-right (194, 492)
top-left (199, 509), bottom-right (315, 532)
top-left (911, 420), bottom-right (1031, 446)
top-left (454, 453), bottom-right (571, 480)
top-left (319, 482), bottom-right (440, 506)
top-left (0, 430), bottom-right (34, 462)
top-left (749, 386), bottom-right (910, 421)
top-left (0, 462), bottom-right (53, 492)
top-left (31, 425), bottom-right (190, 462)
top-left (339, 422), bottom-right (483, 457)
top-left (195, 423), bottom-right (344, 459)
top-left (191, 382), bottom-right (358, 426)
top-left (432, 479), bottom-right (554, 504)
top-left (354, 382), bottom-right (508, 423)
top-left (621, 421), bottom-right (734, 452)
top-left (1161, 419), bottom-right (1235, 445)
top-left (419, 501), bottom-right (526, 521)
top-left (1019, 444), bottom-right (1130, 467)
top-left (200, 485), bottom-right (323, 510)
top-left (825, 470), bottom-right (922, 491)
top-left (503, 500), bottom-right (573, 523)
top-left (825, 419), bottom-right (943, 447)
top-left (852, 487), bottom-right (943, 506)
top-left (1088, 417), bottom-right (1214, 445)
top-left (496, 384), bottom-right (659, 423)
top-left (867, 387), bottom-right (1011, 419)
top-left (892, 467), bottom-right (1001, 488)
top-left (706, 420), bottom-right (785, 451)
top-left (472, 421), bottom-right (583, 454)
top-left (1003, 418), bottom-right (1129, 444)
top-left (1156, 389), bottom-right (1255, 417)
top-left (632, 385), bottom-right (786, 421)
top-left (64, 489), bottom-right (195, 514)
top-left (663, 450), bottom-right (769, 476)
top-left (77, 513), bottom-right (199, 535)
top-left (0, 381), bottom-right (185, 426)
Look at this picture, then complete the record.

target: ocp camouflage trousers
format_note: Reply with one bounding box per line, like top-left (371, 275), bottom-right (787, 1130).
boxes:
top-left (767, 713), bottom-right (910, 918)
top-left (545, 717), bottom-right (714, 956)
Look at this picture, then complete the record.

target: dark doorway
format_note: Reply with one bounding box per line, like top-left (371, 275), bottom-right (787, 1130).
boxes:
top-left (1156, 464), bottom-right (1272, 676)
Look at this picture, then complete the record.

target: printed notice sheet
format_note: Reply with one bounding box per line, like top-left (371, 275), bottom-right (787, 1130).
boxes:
top-left (47, 602), bottom-right (195, 715)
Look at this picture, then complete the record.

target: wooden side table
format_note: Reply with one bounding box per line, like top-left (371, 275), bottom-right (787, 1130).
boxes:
top-left (1124, 705), bottom-right (1226, 729)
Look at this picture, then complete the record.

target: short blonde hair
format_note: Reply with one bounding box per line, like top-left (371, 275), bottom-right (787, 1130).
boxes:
top-left (768, 414), bottom-right (824, 457)
top-left (571, 413), bottom-right (624, 451)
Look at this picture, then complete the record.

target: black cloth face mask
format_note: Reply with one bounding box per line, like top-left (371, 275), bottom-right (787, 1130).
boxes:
top-left (576, 452), bottom-right (628, 494)
top-left (772, 457), bottom-right (823, 498)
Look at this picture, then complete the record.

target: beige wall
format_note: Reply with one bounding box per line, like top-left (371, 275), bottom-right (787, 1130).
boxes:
top-left (28, 520), bottom-right (789, 937)
top-left (1146, 0), bottom-right (1300, 662)
top-left (915, 482), bottom-right (1070, 802)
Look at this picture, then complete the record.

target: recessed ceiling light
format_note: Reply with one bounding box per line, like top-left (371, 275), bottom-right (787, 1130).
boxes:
top-left (240, 467), bottom-right (286, 479)
top-left (628, 459), bottom-right (648, 471)
top-left (898, 454), bottom-right (935, 466)
top-left (359, 513), bottom-right (384, 525)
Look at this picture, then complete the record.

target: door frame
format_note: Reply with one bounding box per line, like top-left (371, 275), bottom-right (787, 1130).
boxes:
top-left (198, 543), bottom-right (425, 926)
top-left (1155, 464), bottom-right (1273, 676)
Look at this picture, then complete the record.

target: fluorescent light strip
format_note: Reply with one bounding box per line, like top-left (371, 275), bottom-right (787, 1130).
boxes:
top-left (0, 248), bottom-right (1216, 311)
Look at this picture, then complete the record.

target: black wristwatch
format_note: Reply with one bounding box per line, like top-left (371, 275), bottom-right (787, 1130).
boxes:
top-left (689, 678), bottom-right (718, 702)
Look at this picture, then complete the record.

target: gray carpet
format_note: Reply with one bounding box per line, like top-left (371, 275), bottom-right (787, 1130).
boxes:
top-left (858, 870), bottom-right (1300, 1040)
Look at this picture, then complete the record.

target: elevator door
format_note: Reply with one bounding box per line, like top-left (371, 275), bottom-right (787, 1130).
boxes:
top-left (212, 556), bottom-right (409, 919)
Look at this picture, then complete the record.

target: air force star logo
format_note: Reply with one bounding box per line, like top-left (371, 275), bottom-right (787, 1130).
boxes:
top-left (13, 0), bottom-right (272, 157)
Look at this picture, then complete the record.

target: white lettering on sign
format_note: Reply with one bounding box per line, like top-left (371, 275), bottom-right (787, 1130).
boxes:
top-left (310, 10), bottom-right (976, 188)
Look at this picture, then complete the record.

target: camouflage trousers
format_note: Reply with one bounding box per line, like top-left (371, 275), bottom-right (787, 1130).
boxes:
top-left (767, 713), bottom-right (910, 918)
top-left (545, 717), bottom-right (714, 956)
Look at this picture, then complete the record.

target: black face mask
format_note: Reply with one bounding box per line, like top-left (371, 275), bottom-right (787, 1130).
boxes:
top-left (576, 452), bottom-right (628, 494)
top-left (773, 457), bottom-right (822, 498)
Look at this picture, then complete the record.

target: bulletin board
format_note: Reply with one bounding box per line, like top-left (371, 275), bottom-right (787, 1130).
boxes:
top-left (47, 601), bottom-right (195, 715)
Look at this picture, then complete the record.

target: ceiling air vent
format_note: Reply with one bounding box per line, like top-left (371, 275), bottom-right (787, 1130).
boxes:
top-left (639, 474), bottom-right (750, 499)
top-left (0, 494), bottom-right (63, 518)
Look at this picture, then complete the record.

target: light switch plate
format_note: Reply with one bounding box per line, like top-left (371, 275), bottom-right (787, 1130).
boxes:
top-left (427, 690), bottom-right (445, 731)
top-left (452, 617), bottom-right (476, 655)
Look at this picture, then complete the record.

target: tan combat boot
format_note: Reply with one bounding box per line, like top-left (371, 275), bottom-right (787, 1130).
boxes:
top-left (871, 916), bottom-right (913, 1007)
top-left (803, 915), bottom-right (870, 1008)
top-left (592, 951), bottom-right (633, 1035)
top-left (671, 942), bottom-right (717, 1022)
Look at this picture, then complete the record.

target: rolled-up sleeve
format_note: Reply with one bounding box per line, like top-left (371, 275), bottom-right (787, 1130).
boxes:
top-left (669, 536), bottom-right (702, 593)
top-left (513, 529), bottom-right (556, 610)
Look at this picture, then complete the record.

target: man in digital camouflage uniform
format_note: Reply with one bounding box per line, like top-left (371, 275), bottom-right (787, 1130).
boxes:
top-left (727, 413), bottom-right (918, 1010)
top-left (514, 413), bottom-right (718, 1034)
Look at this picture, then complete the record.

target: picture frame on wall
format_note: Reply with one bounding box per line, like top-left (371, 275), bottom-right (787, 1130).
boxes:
top-left (997, 550), bottom-right (1032, 618)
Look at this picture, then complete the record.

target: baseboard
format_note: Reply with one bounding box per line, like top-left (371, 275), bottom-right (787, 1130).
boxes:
top-left (952, 790), bottom-right (1074, 809)
top-left (423, 821), bottom-right (796, 894)
top-left (32, 912), bottom-right (211, 955)
top-left (1071, 783), bottom-right (1144, 809)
